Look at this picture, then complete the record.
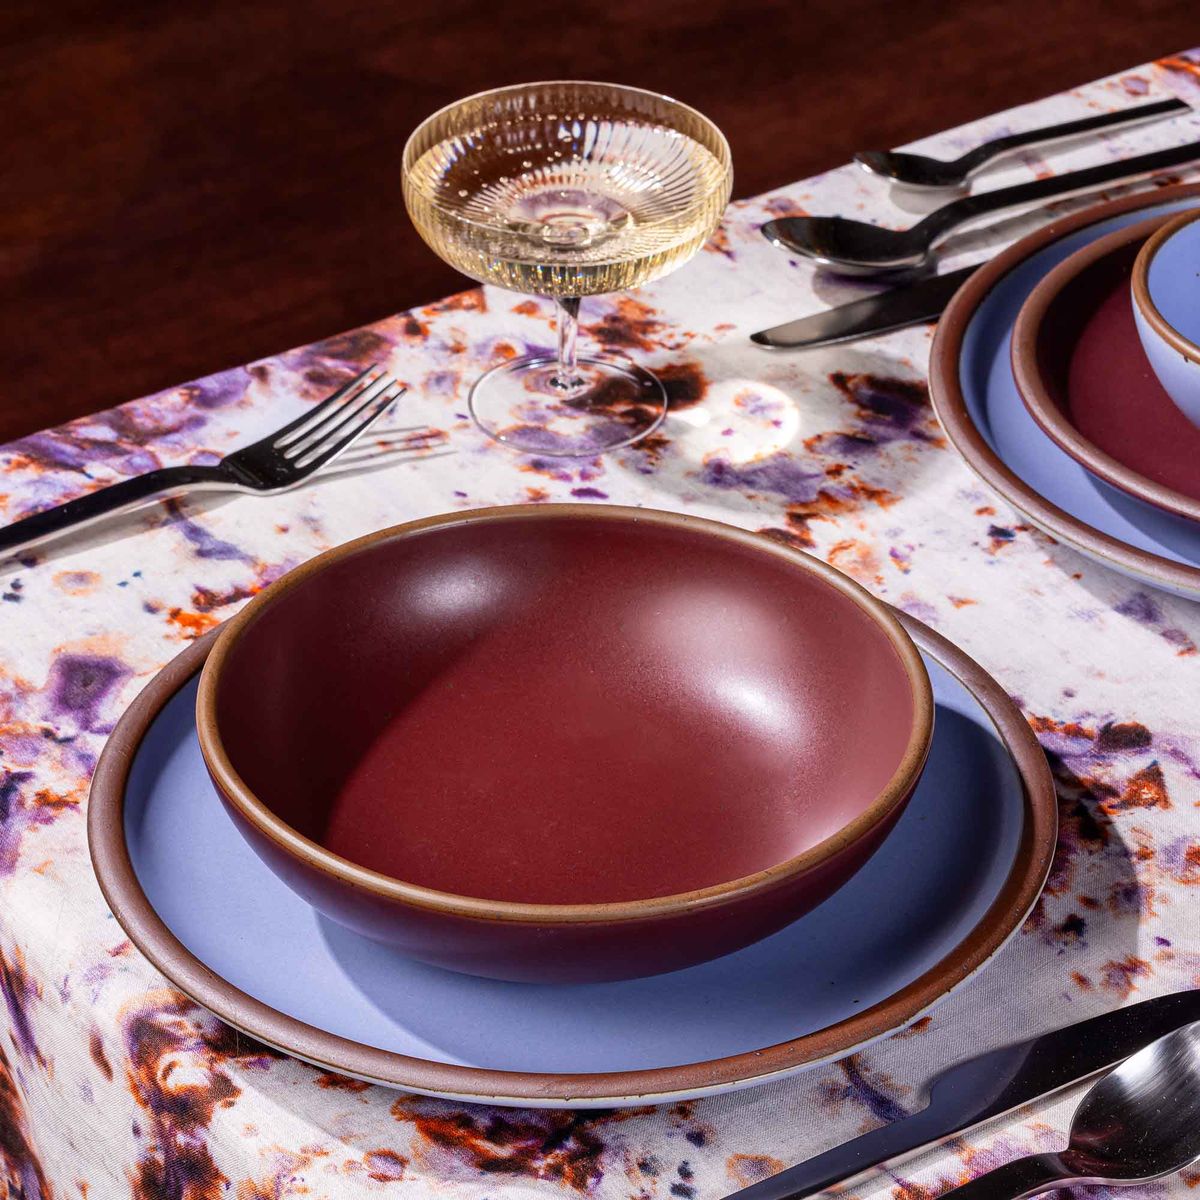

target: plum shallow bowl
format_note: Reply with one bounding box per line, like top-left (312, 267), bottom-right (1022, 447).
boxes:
top-left (196, 504), bottom-right (933, 983)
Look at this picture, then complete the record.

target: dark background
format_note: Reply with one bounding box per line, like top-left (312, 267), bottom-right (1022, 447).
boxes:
top-left (3, 0), bottom-right (1196, 441)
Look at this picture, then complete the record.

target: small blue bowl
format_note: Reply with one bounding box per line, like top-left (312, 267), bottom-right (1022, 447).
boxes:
top-left (1133, 207), bottom-right (1200, 427)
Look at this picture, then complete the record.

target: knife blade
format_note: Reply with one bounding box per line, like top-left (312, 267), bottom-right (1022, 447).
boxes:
top-left (749, 265), bottom-right (978, 349)
top-left (727, 990), bottom-right (1200, 1200)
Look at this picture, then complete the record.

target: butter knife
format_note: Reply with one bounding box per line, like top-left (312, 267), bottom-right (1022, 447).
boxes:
top-left (727, 989), bottom-right (1200, 1200)
top-left (750, 265), bottom-right (977, 349)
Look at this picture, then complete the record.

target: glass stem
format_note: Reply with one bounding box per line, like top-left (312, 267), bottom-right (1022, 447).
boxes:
top-left (552, 296), bottom-right (584, 394)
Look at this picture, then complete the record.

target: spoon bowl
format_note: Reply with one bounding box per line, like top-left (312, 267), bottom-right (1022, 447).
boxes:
top-left (855, 149), bottom-right (973, 191)
top-left (761, 215), bottom-right (928, 274)
top-left (938, 1021), bottom-right (1200, 1200)
top-left (1062, 1019), bottom-right (1200, 1181)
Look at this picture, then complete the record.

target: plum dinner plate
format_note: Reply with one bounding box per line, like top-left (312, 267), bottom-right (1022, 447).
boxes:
top-left (1012, 212), bottom-right (1200, 525)
top-left (89, 615), bottom-right (1053, 1107)
top-left (931, 184), bottom-right (1200, 599)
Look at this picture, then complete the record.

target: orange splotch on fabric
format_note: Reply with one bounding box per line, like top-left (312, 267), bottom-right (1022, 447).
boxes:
top-left (0, 1043), bottom-right (51, 1198)
top-left (121, 989), bottom-right (276, 1200)
top-left (314, 1071), bottom-right (371, 1092)
top-left (704, 223), bottom-right (735, 259)
top-left (588, 296), bottom-right (668, 354)
top-left (727, 1154), bottom-right (785, 1188)
top-left (34, 779), bottom-right (86, 811)
top-left (1099, 955), bottom-right (1152, 997)
top-left (769, 480), bottom-right (897, 551)
top-left (53, 569), bottom-right (102, 596)
top-left (511, 299), bottom-right (541, 317)
top-left (90, 1029), bottom-right (114, 1080)
top-left (422, 289), bottom-right (486, 316)
top-left (1101, 763), bottom-right (1171, 813)
top-left (166, 608), bottom-right (220, 639)
top-left (826, 538), bottom-right (884, 587)
top-left (762, 196), bottom-right (809, 218)
top-left (390, 1099), bottom-right (611, 1191)
top-left (364, 1149), bottom-right (408, 1181)
top-left (191, 583), bottom-right (258, 614)
top-left (1028, 714), bottom-right (1096, 740)
top-left (0, 943), bottom-right (45, 1067)
top-left (400, 314), bottom-right (430, 339)
top-left (1158, 53), bottom-right (1200, 81)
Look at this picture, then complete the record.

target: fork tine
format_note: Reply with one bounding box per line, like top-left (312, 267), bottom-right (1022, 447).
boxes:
top-left (284, 374), bottom-right (397, 462)
top-left (271, 363), bottom-right (382, 449)
top-left (280, 370), bottom-right (394, 455)
top-left (292, 384), bottom-right (405, 472)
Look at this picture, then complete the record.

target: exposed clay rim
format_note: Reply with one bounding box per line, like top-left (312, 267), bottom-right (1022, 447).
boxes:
top-left (194, 505), bottom-right (933, 925)
top-left (1012, 212), bottom-right (1200, 524)
top-left (930, 183), bottom-right (1200, 596)
top-left (88, 612), bottom-right (1056, 1103)
top-left (1132, 206), bottom-right (1200, 365)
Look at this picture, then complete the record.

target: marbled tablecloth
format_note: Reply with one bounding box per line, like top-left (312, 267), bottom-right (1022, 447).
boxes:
top-left (4, 52), bottom-right (1200, 1200)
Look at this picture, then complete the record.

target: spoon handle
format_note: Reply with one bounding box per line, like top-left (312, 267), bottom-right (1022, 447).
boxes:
top-left (915, 139), bottom-right (1200, 246)
top-left (954, 97), bottom-right (1190, 174)
top-left (935, 1153), bottom-right (1074, 1200)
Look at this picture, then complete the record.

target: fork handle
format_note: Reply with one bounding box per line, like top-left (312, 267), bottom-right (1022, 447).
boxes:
top-left (934, 1153), bottom-right (1076, 1200)
top-left (0, 464), bottom-right (228, 557)
top-left (954, 97), bottom-right (1189, 173)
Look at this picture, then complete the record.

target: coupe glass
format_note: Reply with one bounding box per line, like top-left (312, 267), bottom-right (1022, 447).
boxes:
top-left (402, 81), bottom-right (732, 456)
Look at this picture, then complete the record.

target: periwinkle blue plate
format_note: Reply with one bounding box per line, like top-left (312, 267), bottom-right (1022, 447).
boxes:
top-left (932, 185), bottom-right (1200, 599)
top-left (89, 619), bottom-right (1054, 1107)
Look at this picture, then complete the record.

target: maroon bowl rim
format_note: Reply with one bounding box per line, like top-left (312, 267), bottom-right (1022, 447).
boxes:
top-left (1132, 206), bottom-right (1200, 365)
top-left (929, 182), bottom-right (1200, 596)
top-left (1010, 211), bottom-right (1200, 524)
top-left (88, 613), bottom-right (1056, 1103)
top-left (193, 504), bottom-right (934, 925)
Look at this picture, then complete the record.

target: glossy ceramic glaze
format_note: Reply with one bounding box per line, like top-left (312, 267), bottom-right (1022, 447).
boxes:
top-left (196, 506), bottom-right (933, 983)
top-left (1133, 208), bottom-right (1200, 426)
top-left (90, 619), bottom-right (1055, 1106)
top-left (1012, 214), bottom-right (1200, 524)
top-left (931, 185), bottom-right (1200, 599)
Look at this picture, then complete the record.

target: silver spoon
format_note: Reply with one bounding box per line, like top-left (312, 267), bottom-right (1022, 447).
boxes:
top-left (854, 97), bottom-right (1189, 190)
top-left (761, 138), bottom-right (1200, 275)
top-left (933, 1020), bottom-right (1200, 1200)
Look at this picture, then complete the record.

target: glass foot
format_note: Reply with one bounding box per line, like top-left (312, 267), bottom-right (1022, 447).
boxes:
top-left (468, 354), bottom-right (667, 457)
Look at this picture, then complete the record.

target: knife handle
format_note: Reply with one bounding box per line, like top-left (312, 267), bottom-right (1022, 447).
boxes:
top-left (935, 1154), bottom-right (1073, 1200)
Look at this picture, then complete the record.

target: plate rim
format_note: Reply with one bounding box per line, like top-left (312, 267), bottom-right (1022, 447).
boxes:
top-left (930, 182), bottom-right (1200, 596)
top-left (88, 615), bottom-right (1055, 1105)
top-left (1010, 211), bottom-right (1200, 525)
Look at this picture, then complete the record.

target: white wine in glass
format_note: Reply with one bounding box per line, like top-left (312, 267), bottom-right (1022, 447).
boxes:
top-left (403, 81), bottom-right (732, 456)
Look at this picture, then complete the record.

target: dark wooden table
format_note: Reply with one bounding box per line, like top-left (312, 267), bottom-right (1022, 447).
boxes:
top-left (3, 0), bottom-right (1196, 442)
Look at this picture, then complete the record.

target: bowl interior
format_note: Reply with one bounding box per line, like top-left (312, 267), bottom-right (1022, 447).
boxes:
top-left (1146, 210), bottom-right (1200, 349)
top-left (212, 513), bottom-right (919, 905)
top-left (1031, 235), bottom-right (1200, 506)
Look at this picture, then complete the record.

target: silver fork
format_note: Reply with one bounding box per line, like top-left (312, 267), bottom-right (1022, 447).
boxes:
top-left (0, 364), bottom-right (408, 556)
